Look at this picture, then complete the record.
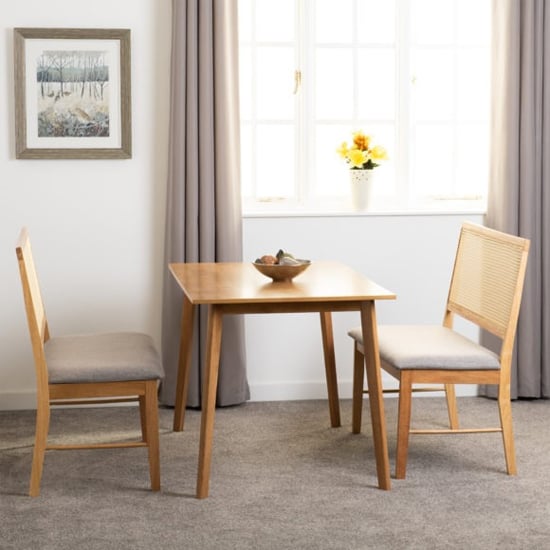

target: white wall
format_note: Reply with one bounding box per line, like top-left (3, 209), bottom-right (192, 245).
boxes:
top-left (0, 2), bottom-right (485, 411)
top-left (0, 0), bottom-right (172, 409)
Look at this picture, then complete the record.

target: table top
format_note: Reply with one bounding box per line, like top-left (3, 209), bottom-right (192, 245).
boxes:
top-left (169, 261), bottom-right (396, 305)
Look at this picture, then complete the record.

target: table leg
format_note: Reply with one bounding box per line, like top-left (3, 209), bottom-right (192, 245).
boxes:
top-left (360, 301), bottom-right (391, 490)
top-left (196, 304), bottom-right (223, 499)
top-left (319, 311), bottom-right (341, 427)
top-left (352, 345), bottom-right (365, 434)
top-left (173, 296), bottom-right (196, 432)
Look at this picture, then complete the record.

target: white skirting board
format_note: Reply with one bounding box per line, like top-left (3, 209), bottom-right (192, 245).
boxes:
top-left (0, 383), bottom-right (478, 410)
top-left (248, 381), bottom-right (478, 402)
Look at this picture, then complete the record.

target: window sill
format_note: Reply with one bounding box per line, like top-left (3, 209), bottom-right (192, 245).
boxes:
top-left (243, 199), bottom-right (487, 219)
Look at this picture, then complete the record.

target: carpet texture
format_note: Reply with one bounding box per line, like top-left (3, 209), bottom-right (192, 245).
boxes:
top-left (1, 397), bottom-right (549, 549)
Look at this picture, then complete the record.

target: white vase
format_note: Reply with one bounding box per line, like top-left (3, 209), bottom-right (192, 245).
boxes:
top-left (350, 169), bottom-right (375, 211)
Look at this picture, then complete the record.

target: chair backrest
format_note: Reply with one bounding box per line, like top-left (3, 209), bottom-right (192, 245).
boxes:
top-left (16, 228), bottom-right (50, 394)
top-left (446, 222), bottom-right (530, 344)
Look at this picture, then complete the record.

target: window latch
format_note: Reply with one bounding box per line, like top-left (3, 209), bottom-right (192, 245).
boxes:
top-left (293, 70), bottom-right (302, 94)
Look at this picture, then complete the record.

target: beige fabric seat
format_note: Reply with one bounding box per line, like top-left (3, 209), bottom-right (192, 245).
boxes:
top-left (348, 222), bottom-right (530, 479)
top-left (16, 228), bottom-right (164, 496)
top-left (348, 325), bottom-right (501, 371)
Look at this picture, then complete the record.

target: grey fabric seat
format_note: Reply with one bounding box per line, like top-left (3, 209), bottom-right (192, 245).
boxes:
top-left (347, 222), bottom-right (530, 480)
top-left (45, 332), bottom-right (164, 384)
top-left (347, 325), bottom-right (500, 371)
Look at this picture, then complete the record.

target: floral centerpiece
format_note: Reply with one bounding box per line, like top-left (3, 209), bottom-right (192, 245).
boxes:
top-left (337, 131), bottom-right (387, 210)
top-left (337, 130), bottom-right (387, 169)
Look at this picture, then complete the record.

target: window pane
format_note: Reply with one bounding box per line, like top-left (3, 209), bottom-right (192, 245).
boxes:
top-left (315, 49), bottom-right (353, 119)
top-left (413, 125), bottom-right (453, 196)
top-left (315, 0), bottom-right (353, 44)
top-left (240, 124), bottom-right (253, 196)
top-left (238, 0), bottom-right (253, 42)
top-left (239, 46), bottom-right (252, 120)
top-left (457, 0), bottom-right (491, 45)
top-left (456, 123), bottom-right (489, 196)
top-left (411, 0), bottom-right (454, 45)
top-left (255, 0), bottom-right (295, 42)
top-left (357, 48), bottom-right (395, 120)
top-left (256, 47), bottom-right (295, 119)
top-left (412, 50), bottom-right (454, 120)
top-left (357, 0), bottom-right (396, 44)
top-left (457, 48), bottom-right (490, 121)
top-left (314, 124), bottom-right (350, 197)
top-left (255, 125), bottom-right (295, 198)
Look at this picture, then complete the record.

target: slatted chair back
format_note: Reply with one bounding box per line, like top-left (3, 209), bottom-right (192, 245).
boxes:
top-left (446, 222), bottom-right (530, 344)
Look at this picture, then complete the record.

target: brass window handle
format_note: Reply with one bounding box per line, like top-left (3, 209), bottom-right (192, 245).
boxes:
top-left (293, 70), bottom-right (302, 94)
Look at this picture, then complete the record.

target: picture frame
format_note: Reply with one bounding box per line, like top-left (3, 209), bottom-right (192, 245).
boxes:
top-left (14, 28), bottom-right (132, 159)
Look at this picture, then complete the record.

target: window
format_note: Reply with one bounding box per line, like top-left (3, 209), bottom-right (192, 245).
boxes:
top-left (238, 0), bottom-right (491, 213)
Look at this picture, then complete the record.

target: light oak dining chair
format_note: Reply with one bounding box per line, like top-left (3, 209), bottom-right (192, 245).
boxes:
top-left (16, 227), bottom-right (164, 496)
top-left (348, 222), bottom-right (530, 479)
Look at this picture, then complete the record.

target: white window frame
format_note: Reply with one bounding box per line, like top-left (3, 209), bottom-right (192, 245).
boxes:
top-left (239, 0), bottom-right (490, 215)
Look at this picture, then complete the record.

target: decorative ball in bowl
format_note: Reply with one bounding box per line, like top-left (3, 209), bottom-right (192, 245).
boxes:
top-left (253, 250), bottom-right (311, 282)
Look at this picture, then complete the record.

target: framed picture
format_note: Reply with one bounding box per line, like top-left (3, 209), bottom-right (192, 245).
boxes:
top-left (14, 28), bottom-right (131, 159)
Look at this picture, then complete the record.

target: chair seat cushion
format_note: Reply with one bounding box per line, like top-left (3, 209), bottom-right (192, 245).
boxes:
top-left (348, 325), bottom-right (500, 370)
top-left (45, 332), bottom-right (164, 384)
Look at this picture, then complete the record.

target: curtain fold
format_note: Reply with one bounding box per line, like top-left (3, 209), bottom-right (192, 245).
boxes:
top-left (482, 0), bottom-right (550, 398)
top-left (159, 0), bottom-right (249, 407)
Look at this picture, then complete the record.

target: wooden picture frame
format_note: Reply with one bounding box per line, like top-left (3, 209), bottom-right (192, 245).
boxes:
top-left (14, 28), bottom-right (132, 159)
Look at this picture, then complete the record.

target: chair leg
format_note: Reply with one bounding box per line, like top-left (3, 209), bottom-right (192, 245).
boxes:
top-left (144, 381), bottom-right (161, 491)
top-left (497, 387), bottom-right (517, 475)
top-left (139, 395), bottom-right (148, 443)
top-left (444, 383), bottom-right (459, 429)
top-left (395, 373), bottom-right (413, 479)
top-left (352, 346), bottom-right (365, 434)
top-left (29, 403), bottom-right (50, 497)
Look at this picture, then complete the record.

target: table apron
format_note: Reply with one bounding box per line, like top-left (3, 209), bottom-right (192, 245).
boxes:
top-left (206, 300), bottom-right (374, 315)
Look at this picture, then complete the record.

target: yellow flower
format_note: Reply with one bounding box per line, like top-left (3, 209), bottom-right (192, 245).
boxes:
top-left (337, 130), bottom-right (387, 170)
top-left (352, 132), bottom-right (371, 151)
top-left (347, 148), bottom-right (367, 168)
top-left (336, 142), bottom-right (349, 159)
top-left (370, 145), bottom-right (388, 161)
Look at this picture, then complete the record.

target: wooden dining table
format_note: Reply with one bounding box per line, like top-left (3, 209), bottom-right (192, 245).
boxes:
top-left (169, 260), bottom-right (396, 498)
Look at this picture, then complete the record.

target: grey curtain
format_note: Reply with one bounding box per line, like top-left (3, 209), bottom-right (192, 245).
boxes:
top-left (482, 0), bottom-right (550, 398)
top-left (159, 0), bottom-right (249, 407)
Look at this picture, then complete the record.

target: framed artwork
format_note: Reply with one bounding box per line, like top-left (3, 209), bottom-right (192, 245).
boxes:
top-left (14, 28), bottom-right (132, 159)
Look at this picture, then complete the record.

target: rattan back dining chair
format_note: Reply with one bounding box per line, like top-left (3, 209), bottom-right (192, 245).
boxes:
top-left (348, 222), bottom-right (530, 479)
top-left (16, 227), bottom-right (164, 496)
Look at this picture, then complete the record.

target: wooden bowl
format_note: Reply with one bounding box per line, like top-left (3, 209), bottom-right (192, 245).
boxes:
top-left (252, 260), bottom-right (311, 282)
